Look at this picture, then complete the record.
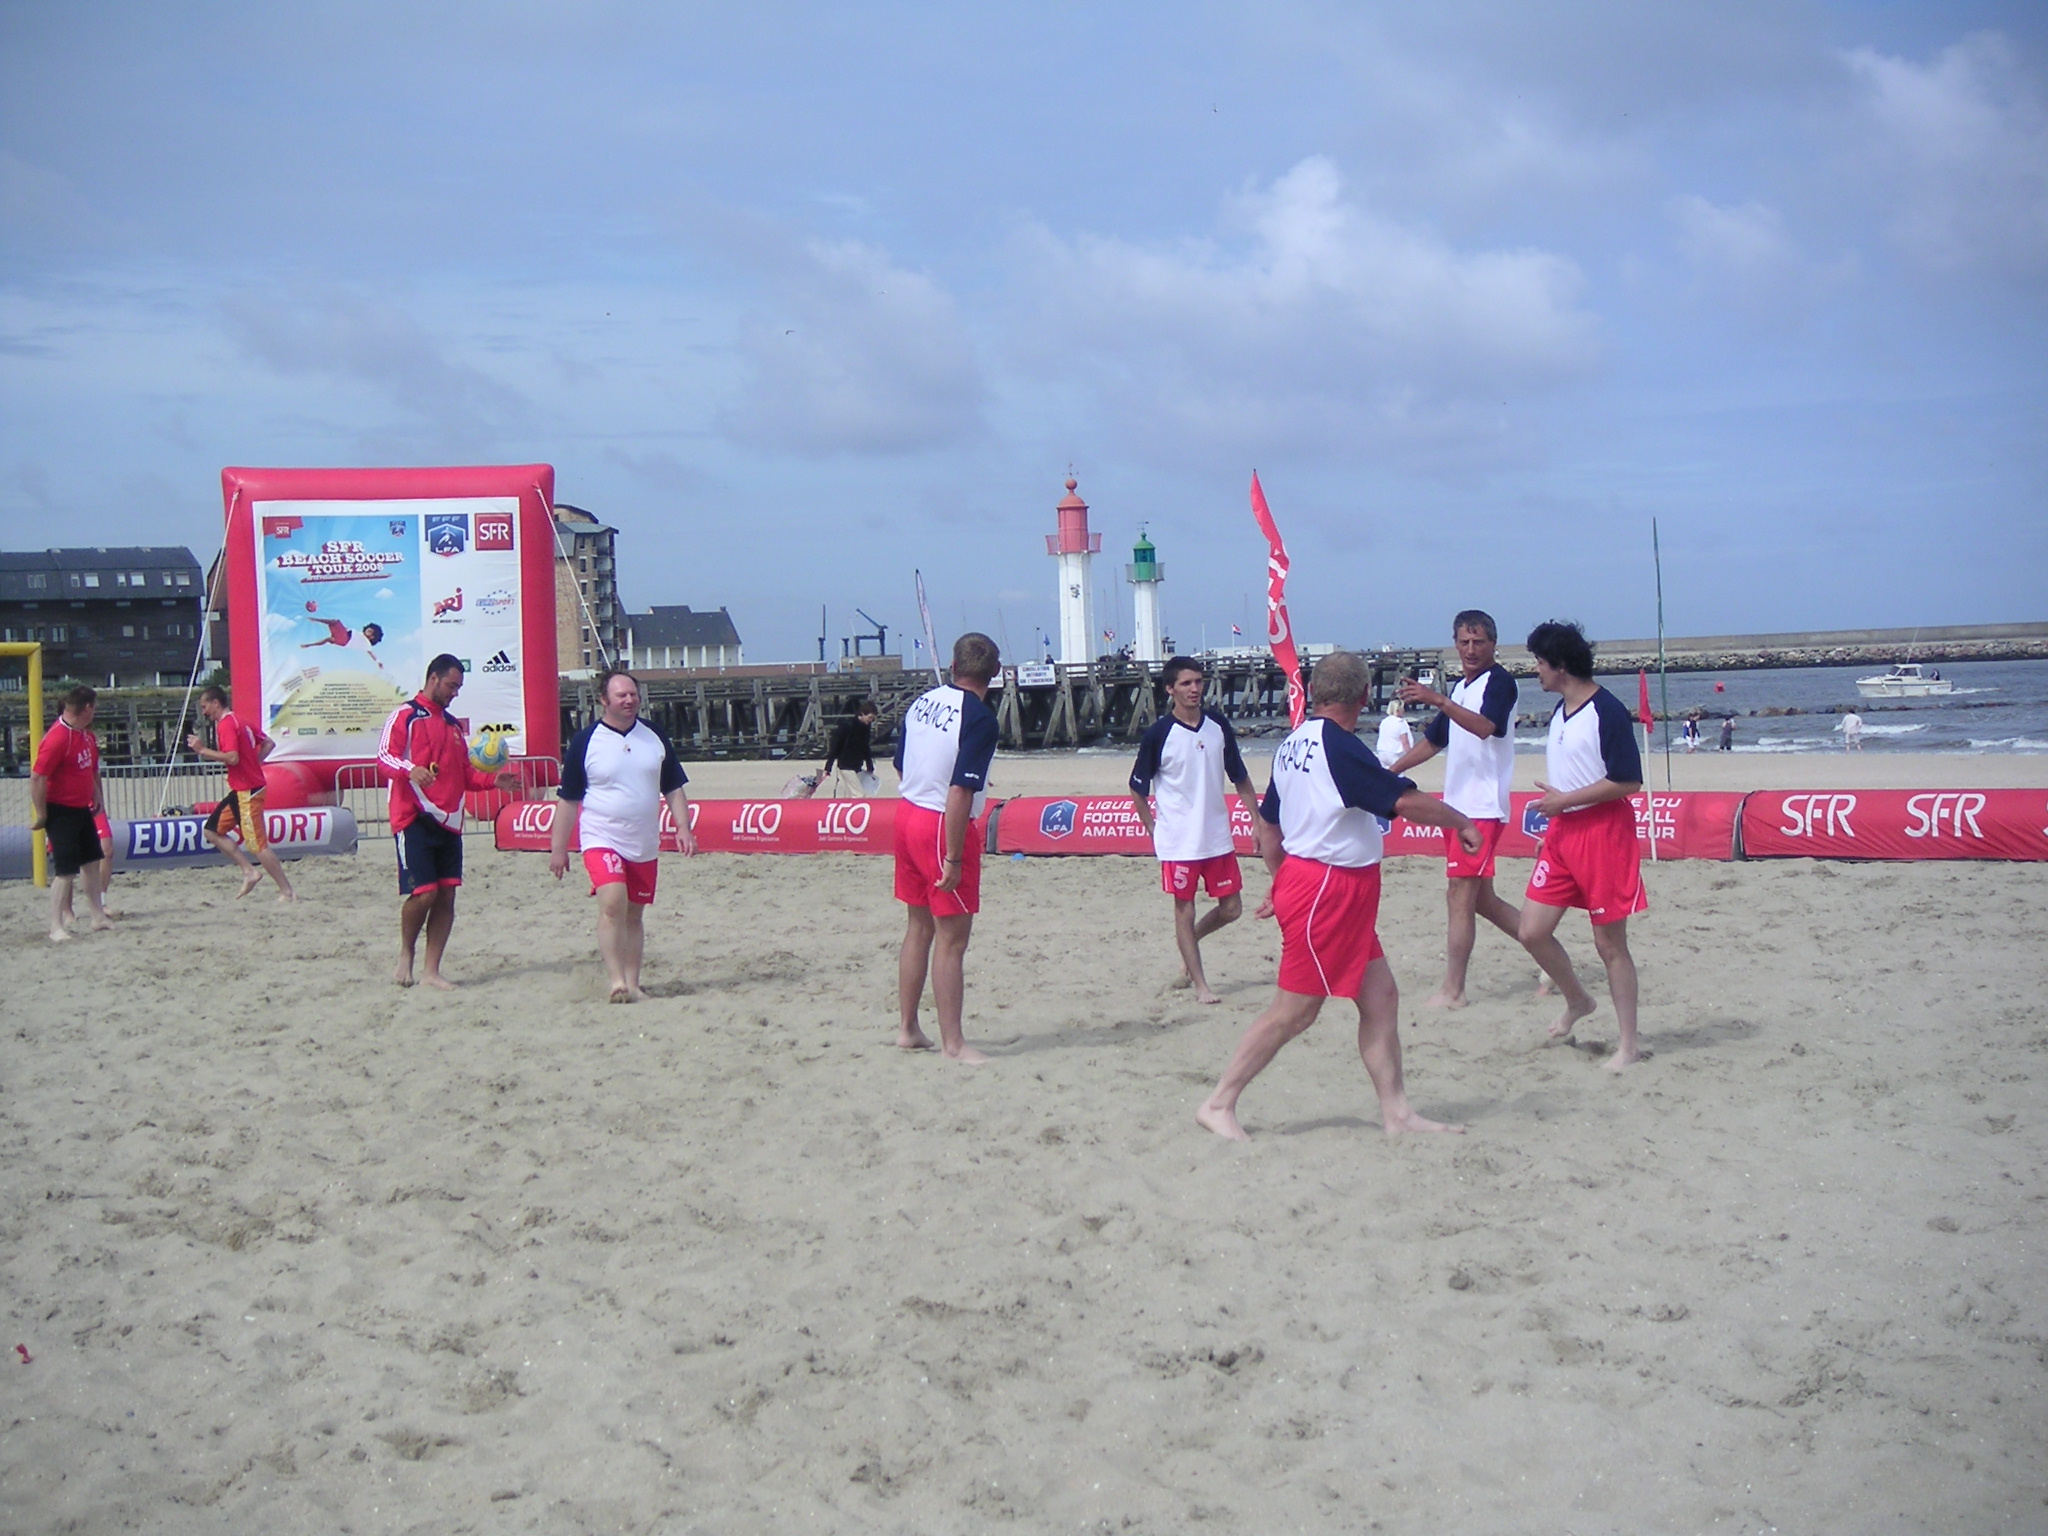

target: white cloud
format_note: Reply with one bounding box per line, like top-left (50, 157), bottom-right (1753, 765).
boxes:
top-left (1665, 194), bottom-right (1848, 314)
top-left (1010, 157), bottom-right (1599, 470)
top-left (1844, 31), bottom-right (2048, 277)
top-left (717, 238), bottom-right (982, 456)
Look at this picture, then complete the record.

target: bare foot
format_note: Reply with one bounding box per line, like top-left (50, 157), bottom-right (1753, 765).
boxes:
top-left (1547, 995), bottom-right (1596, 1042)
top-left (1423, 986), bottom-right (1469, 1010)
top-left (235, 869), bottom-right (263, 900)
top-left (419, 972), bottom-right (459, 992)
top-left (1603, 1044), bottom-right (1643, 1073)
top-left (608, 985), bottom-right (636, 1004)
top-left (394, 961), bottom-right (416, 988)
top-left (1195, 1101), bottom-right (1250, 1142)
top-left (1383, 1106), bottom-right (1465, 1135)
top-left (48, 926), bottom-right (72, 944)
top-left (89, 915), bottom-right (114, 932)
top-left (1193, 985), bottom-right (1223, 1005)
top-left (897, 1028), bottom-right (935, 1051)
top-left (276, 891), bottom-right (298, 904)
top-left (943, 1043), bottom-right (989, 1065)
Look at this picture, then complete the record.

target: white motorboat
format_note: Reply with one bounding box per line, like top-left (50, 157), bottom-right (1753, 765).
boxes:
top-left (1856, 663), bottom-right (1953, 698)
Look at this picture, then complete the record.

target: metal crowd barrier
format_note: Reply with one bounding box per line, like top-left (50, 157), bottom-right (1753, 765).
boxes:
top-left (338, 755), bottom-right (561, 835)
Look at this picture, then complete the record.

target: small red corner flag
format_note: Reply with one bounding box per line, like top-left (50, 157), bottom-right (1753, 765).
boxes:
top-left (1637, 670), bottom-right (1655, 731)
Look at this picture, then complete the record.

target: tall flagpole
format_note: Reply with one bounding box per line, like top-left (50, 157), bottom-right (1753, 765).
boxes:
top-left (1654, 518), bottom-right (1671, 789)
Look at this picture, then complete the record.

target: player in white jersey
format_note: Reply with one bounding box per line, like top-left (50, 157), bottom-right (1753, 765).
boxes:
top-left (892, 633), bottom-right (1001, 1064)
top-left (1196, 652), bottom-right (1484, 1143)
top-left (1130, 657), bottom-right (1259, 1003)
top-left (1517, 621), bottom-right (1648, 1070)
top-left (551, 670), bottom-right (698, 1002)
top-left (1392, 608), bottom-right (1538, 1008)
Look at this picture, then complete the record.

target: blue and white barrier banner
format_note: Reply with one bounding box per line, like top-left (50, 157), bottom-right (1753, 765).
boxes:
top-left (112, 808), bottom-right (358, 871)
top-left (0, 808), bottom-right (363, 879)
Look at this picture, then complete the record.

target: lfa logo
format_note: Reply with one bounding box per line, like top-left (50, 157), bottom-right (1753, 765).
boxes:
top-left (424, 514), bottom-right (468, 557)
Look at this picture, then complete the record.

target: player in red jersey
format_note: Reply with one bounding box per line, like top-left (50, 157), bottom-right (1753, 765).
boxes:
top-left (377, 654), bottom-right (522, 988)
top-left (187, 685), bottom-right (296, 902)
top-left (31, 685), bottom-right (111, 942)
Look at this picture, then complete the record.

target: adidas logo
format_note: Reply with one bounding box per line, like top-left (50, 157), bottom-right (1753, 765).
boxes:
top-left (479, 648), bottom-right (517, 674)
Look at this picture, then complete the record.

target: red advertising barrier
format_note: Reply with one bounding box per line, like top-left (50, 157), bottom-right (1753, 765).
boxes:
top-left (1740, 789), bottom-right (2048, 862)
top-left (995, 791), bottom-right (1744, 862)
top-left (496, 797), bottom-right (948, 856)
top-left (996, 795), bottom-right (1261, 856)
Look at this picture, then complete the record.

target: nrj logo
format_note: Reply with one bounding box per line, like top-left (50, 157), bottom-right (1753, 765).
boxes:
top-left (1039, 800), bottom-right (1078, 839)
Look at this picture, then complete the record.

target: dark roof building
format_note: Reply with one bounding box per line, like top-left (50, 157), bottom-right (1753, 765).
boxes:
top-left (623, 605), bottom-right (744, 671)
top-left (0, 546), bottom-right (205, 687)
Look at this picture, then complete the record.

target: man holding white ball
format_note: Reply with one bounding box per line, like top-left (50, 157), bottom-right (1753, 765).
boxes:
top-left (549, 668), bottom-right (698, 1002)
top-left (376, 653), bottom-right (523, 989)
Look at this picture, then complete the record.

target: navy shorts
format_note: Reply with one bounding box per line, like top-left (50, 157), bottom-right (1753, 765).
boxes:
top-left (396, 818), bottom-right (464, 896)
top-left (44, 803), bottom-right (104, 877)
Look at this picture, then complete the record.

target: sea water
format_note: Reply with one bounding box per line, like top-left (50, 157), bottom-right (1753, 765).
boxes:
top-left (1558, 657), bottom-right (2048, 754)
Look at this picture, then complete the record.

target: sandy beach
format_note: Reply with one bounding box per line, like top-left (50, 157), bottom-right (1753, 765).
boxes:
top-left (4, 751), bottom-right (2045, 1533)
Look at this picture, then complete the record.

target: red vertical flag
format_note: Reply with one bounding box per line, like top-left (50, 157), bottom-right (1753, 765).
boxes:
top-left (1249, 472), bottom-right (1306, 728)
top-left (1637, 669), bottom-right (1655, 731)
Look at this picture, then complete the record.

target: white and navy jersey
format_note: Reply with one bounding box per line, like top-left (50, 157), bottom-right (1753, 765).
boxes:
top-left (1259, 717), bottom-right (1415, 868)
top-left (1423, 665), bottom-right (1518, 821)
top-left (1544, 687), bottom-right (1644, 809)
top-left (559, 718), bottom-right (688, 863)
top-left (1129, 708), bottom-right (1250, 863)
top-left (894, 685), bottom-right (999, 816)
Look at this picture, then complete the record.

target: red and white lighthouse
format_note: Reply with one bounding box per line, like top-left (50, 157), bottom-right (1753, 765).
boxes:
top-left (1044, 475), bottom-right (1101, 664)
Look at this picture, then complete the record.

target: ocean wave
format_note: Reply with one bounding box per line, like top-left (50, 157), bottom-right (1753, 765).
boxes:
top-left (1967, 737), bottom-right (2048, 752)
top-left (1852, 722), bottom-right (1928, 736)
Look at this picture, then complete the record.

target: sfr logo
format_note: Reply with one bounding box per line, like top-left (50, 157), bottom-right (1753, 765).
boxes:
top-left (1779, 793), bottom-right (1857, 838)
top-left (1904, 792), bottom-right (1986, 838)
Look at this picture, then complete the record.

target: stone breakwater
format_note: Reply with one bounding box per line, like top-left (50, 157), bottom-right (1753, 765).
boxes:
top-left (1491, 634), bottom-right (2048, 677)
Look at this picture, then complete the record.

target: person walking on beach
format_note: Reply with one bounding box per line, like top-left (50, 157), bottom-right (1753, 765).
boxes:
top-left (1518, 621), bottom-right (1649, 1071)
top-left (30, 685), bottom-right (111, 943)
top-left (822, 700), bottom-right (881, 795)
top-left (1842, 709), bottom-right (1864, 752)
top-left (186, 685), bottom-right (296, 902)
top-left (550, 669), bottom-right (697, 1002)
top-left (1131, 656), bottom-right (1260, 1005)
top-left (377, 654), bottom-right (522, 989)
top-left (1196, 652), bottom-right (1483, 1143)
top-left (1683, 713), bottom-right (1701, 753)
top-left (1390, 609), bottom-right (1527, 1010)
top-left (1719, 715), bottom-right (1734, 751)
top-left (1373, 698), bottom-right (1412, 768)
top-left (893, 633), bottom-right (1001, 1063)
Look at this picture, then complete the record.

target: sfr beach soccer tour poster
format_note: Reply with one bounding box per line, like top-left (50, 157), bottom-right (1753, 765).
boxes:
top-left (220, 466), bottom-right (563, 766)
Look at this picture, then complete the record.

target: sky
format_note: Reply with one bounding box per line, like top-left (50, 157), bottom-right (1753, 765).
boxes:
top-left (2, 1), bottom-right (2044, 663)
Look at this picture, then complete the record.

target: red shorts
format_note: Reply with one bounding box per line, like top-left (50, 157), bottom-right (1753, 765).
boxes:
top-left (584, 847), bottom-right (658, 905)
top-left (1272, 857), bottom-right (1385, 998)
top-left (1526, 799), bottom-right (1647, 926)
top-left (1161, 853), bottom-right (1243, 900)
top-left (1445, 816), bottom-right (1504, 879)
top-left (893, 801), bottom-right (980, 917)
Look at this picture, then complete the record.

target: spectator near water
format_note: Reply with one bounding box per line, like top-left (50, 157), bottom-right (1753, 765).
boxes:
top-left (1842, 709), bottom-right (1864, 751)
top-left (1130, 655), bottom-right (1259, 1006)
top-left (1195, 651), bottom-right (1482, 1143)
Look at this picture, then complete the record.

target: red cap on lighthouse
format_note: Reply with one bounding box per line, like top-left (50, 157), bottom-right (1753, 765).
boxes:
top-left (1045, 476), bottom-right (1102, 556)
